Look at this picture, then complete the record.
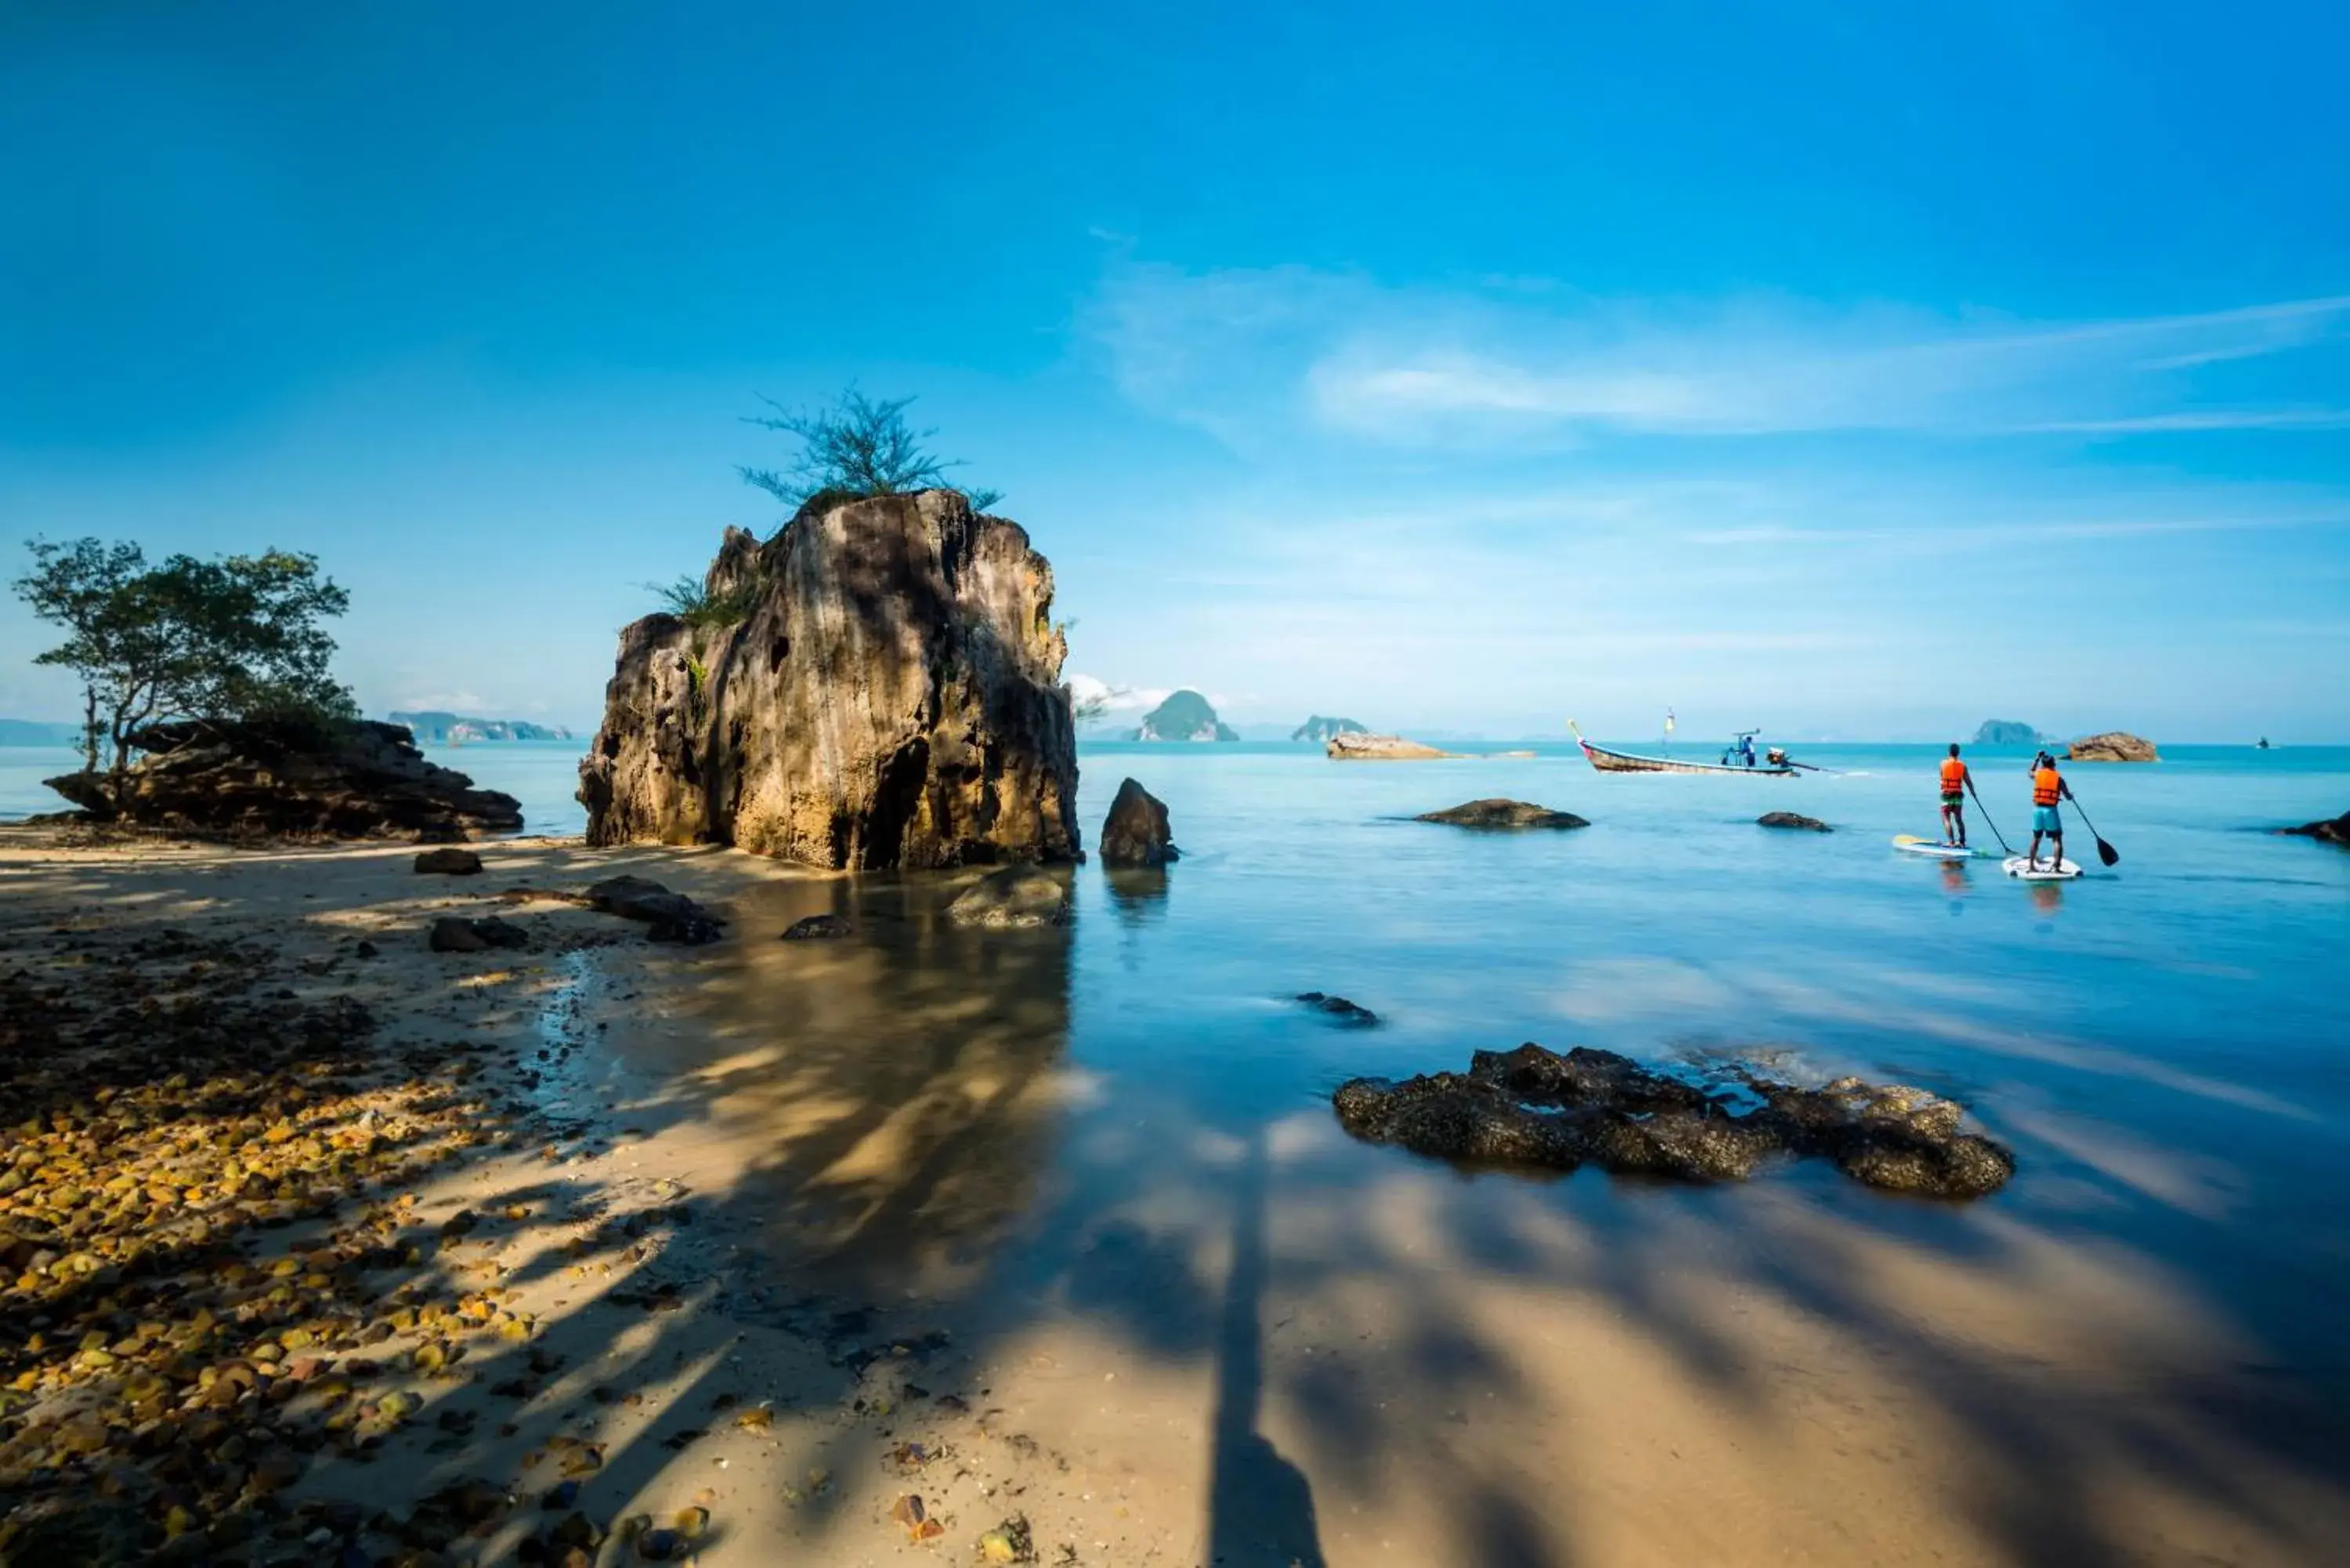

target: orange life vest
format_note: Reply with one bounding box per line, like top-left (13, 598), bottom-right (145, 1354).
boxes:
top-left (1939, 758), bottom-right (1968, 792)
top-left (2033, 767), bottom-right (2061, 807)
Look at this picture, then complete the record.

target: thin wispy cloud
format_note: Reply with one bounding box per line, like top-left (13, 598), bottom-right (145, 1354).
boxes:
top-left (1087, 262), bottom-right (2350, 446)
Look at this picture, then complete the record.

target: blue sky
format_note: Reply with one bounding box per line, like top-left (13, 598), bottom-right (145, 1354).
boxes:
top-left (3, 1), bottom-right (2346, 739)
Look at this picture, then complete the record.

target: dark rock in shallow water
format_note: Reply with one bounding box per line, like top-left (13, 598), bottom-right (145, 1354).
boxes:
top-left (1099, 778), bottom-right (1180, 867)
top-left (1335, 1043), bottom-right (2013, 1199)
top-left (780, 913), bottom-right (853, 941)
top-left (42, 718), bottom-right (521, 839)
top-left (414, 847), bottom-right (484, 875)
top-left (946, 867), bottom-right (1072, 929)
top-left (1757, 811), bottom-right (1831, 833)
top-left (585, 876), bottom-right (725, 945)
top-left (1415, 799), bottom-right (1589, 829)
top-left (429, 916), bottom-right (527, 953)
top-left (1296, 992), bottom-right (1378, 1025)
top-left (2281, 810), bottom-right (2350, 845)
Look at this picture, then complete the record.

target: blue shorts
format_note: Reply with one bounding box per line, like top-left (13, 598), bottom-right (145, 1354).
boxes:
top-left (2034, 805), bottom-right (2062, 833)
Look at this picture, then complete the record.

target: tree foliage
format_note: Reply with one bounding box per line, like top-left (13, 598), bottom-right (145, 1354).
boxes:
top-left (12, 538), bottom-right (356, 786)
top-left (645, 573), bottom-right (764, 628)
top-left (738, 388), bottom-right (1003, 513)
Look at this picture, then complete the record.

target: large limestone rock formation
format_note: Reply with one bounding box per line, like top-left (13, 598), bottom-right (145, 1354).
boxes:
top-left (43, 719), bottom-right (522, 839)
top-left (2066, 731), bottom-right (2158, 762)
top-left (579, 490), bottom-right (1079, 869)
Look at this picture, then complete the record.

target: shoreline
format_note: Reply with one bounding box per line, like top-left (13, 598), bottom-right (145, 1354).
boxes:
top-left (2, 829), bottom-right (2344, 1565)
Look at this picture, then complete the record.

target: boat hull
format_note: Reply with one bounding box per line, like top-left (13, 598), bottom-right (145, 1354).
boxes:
top-left (1578, 739), bottom-right (1795, 776)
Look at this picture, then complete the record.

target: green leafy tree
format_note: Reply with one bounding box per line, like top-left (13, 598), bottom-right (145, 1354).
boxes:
top-left (739, 387), bottom-right (1003, 513)
top-left (12, 538), bottom-right (356, 797)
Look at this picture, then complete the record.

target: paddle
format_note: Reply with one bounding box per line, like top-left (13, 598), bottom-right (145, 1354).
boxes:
top-left (2065, 789), bottom-right (2120, 867)
top-left (1964, 776), bottom-right (2015, 855)
top-left (1784, 761), bottom-right (1847, 776)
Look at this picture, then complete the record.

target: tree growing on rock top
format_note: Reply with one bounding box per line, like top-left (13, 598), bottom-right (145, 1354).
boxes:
top-left (738, 387), bottom-right (1003, 515)
top-left (12, 537), bottom-right (356, 800)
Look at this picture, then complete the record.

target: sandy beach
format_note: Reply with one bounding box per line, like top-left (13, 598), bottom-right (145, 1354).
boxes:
top-left (1, 825), bottom-right (2341, 1566)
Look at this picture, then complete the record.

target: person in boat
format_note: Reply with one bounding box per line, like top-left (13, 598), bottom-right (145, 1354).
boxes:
top-left (2027, 750), bottom-right (2071, 870)
top-left (1939, 743), bottom-right (1971, 847)
top-left (1738, 732), bottom-right (1757, 768)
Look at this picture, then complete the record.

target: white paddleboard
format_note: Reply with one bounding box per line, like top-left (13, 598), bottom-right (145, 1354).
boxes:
top-left (2002, 856), bottom-right (2081, 880)
top-left (1893, 836), bottom-right (1994, 861)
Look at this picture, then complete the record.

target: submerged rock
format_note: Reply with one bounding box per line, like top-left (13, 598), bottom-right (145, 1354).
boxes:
top-left (1296, 992), bottom-right (1378, 1025)
top-left (585, 876), bottom-right (726, 945)
top-left (2281, 810), bottom-right (2350, 846)
top-left (414, 847), bottom-right (485, 875)
top-left (579, 490), bottom-right (1079, 869)
top-left (1327, 732), bottom-right (1450, 761)
top-left (42, 718), bottom-right (521, 840)
top-left (1416, 799), bottom-right (1589, 829)
top-left (1099, 778), bottom-right (1180, 867)
top-left (946, 867), bottom-right (1072, 930)
top-left (2066, 731), bottom-right (2158, 762)
top-left (1334, 1042), bottom-right (2014, 1200)
top-left (781, 913), bottom-right (854, 940)
top-left (1757, 811), bottom-right (1831, 833)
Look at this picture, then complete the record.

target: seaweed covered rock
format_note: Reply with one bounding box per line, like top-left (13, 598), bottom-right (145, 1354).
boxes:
top-left (1417, 799), bottom-right (1588, 829)
top-left (1335, 1043), bottom-right (2014, 1199)
top-left (42, 718), bottom-right (522, 839)
top-left (946, 866), bottom-right (1072, 930)
top-left (1758, 811), bottom-right (1831, 832)
top-left (1296, 992), bottom-right (1378, 1025)
top-left (579, 490), bottom-right (1079, 869)
top-left (1099, 778), bottom-right (1180, 867)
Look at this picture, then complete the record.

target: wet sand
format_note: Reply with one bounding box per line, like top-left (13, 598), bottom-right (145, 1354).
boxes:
top-left (1, 829), bottom-right (2342, 1566)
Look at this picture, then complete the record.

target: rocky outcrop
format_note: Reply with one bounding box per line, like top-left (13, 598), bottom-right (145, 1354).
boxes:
top-left (1135, 690), bottom-right (1237, 742)
top-left (946, 867), bottom-right (1072, 930)
top-left (584, 876), bottom-right (725, 945)
top-left (1972, 720), bottom-right (2044, 746)
top-left (429, 916), bottom-right (527, 953)
top-left (1099, 778), bottom-right (1179, 867)
top-left (578, 491), bottom-right (1079, 869)
top-left (1416, 799), bottom-right (1588, 829)
top-left (1326, 732), bottom-right (1450, 761)
top-left (1292, 716), bottom-right (1368, 742)
top-left (1334, 1042), bottom-right (2014, 1199)
top-left (781, 913), bottom-right (854, 940)
top-left (2066, 732), bottom-right (2158, 762)
top-left (2281, 811), bottom-right (2350, 846)
top-left (1758, 811), bottom-right (1831, 833)
top-left (43, 719), bottom-right (522, 839)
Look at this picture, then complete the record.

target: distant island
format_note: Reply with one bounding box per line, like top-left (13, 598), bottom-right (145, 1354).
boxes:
top-left (1133, 690), bottom-right (1238, 742)
top-left (388, 710), bottom-right (574, 744)
top-left (1972, 720), bottom-right (2046, 746)
top-left (1292, 715), bottom-right (1368, 742)
top-left (0, 719), bottom-right (80, 747)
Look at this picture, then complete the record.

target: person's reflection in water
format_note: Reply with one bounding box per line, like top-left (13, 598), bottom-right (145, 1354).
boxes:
top-left (1206, 1129), bottom-right (1326, 1567)
top-left (2029, 880), bottom-right (2063, 919)
top-left (1939, 860), bottom-right (1967, 909)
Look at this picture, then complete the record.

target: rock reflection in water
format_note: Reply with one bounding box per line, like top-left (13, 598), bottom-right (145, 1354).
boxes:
top-left (1104, 865), bottom-right (1171, 928)
top-left (653, 870), bottom-right (1073, 1299)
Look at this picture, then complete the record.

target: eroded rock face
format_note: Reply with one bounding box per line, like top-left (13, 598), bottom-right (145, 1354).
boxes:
top-left (43, 719), bottom-right (522, 840)
top-left (1758, 811), bottom-right (1831, 832)
top-left (1416, 799), bottom-right (1589, 829)
top-left (1100, 778), bottom-right (1179, 867)
top-left (2281, 811), bottom-right (2350, 845)
top-left (2066, 732), bottom-right (2158, 762)
top-left (1335, 1042), bottom-right (2015, 1199)
top-left (579, 491), bottom-right (1079, 869)
top-left (1326, 732), bottom-right (1450, 760)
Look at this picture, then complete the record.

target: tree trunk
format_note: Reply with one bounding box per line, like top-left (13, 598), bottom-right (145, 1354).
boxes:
top-left (78, 688), bottom-right (99, 775)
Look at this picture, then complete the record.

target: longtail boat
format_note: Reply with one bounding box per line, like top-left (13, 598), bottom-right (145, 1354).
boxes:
top-left (1568, 721), bottom-right (1798, 776)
